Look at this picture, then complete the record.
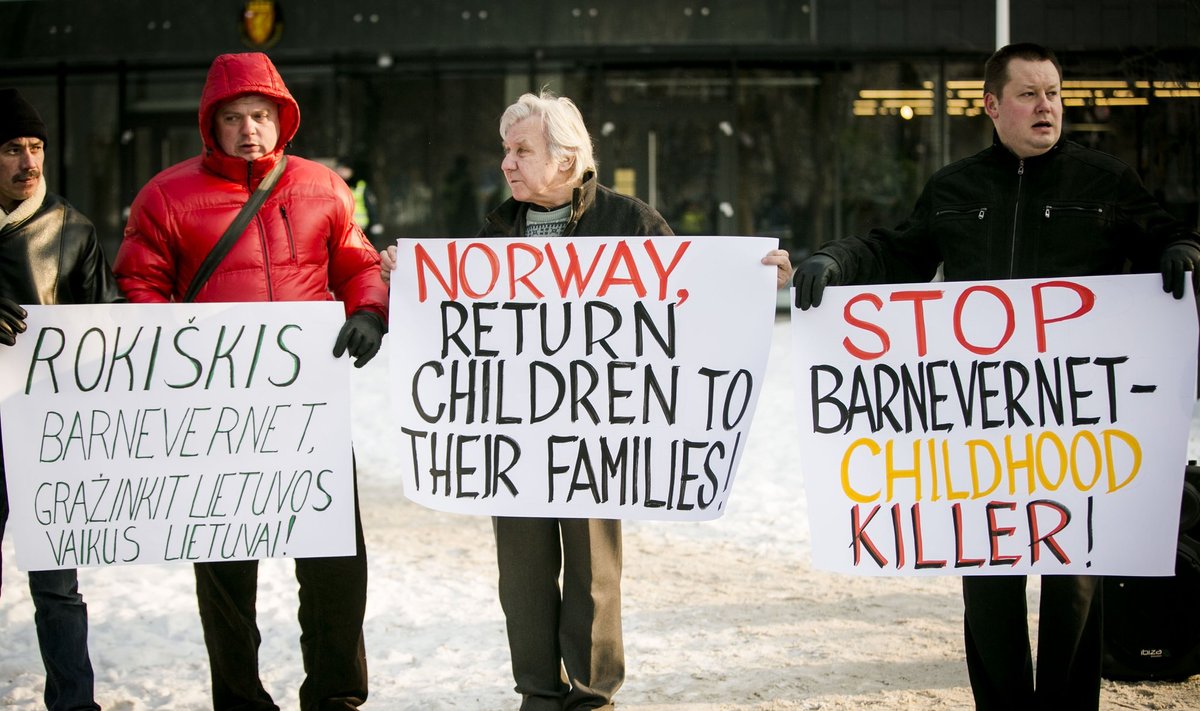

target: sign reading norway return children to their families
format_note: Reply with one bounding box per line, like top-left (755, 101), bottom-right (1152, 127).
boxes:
top-left (791, 273), bottom-right (1198, 577)
top-left (0, 302), bottom-right (356, 571)
top-left (389, 235), bottom-right (778, 520)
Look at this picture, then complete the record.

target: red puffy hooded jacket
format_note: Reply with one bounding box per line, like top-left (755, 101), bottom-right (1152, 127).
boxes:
top-left (114, 52), bottom-right (387, 321)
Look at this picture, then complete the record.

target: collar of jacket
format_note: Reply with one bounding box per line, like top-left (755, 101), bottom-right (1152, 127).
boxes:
top-left (486, 169), bottom-right (597, 236)
top-left (202, 146), bottom-right (287, 190)
top-left (989, 130), bottom-right (1063, 170)
top-left (0, 170), bottom-right (47, 232)
top-left (565, 169), bottom-right (598, 226)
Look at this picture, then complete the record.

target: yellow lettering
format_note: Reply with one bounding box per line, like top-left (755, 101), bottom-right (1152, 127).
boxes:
top-left (1035, 431), bottom-right (1068, 491)
top-left (1070, 430), bottom-right (1102, 491)
top-left (1004, 433), bottom-right (1035, 496)
top-left (967, 439), bottom-right (1001, 498)
top-left (885, 439), bottom-right (922, 502)
top-left (1104, 429), bottom-right (1141, 493)
top-left (841, 438), bottom-right (881, 503)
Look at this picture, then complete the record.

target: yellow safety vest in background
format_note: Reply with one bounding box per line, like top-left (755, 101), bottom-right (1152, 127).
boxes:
top-left (351, 179), bottom-right (370, 228)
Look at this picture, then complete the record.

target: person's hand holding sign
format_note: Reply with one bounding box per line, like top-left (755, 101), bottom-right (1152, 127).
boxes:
top-left (761, 248), bottom-right (793, 290)
top-left (792, 254), bottom-right (841, 310)
top-left (0, 296), bottom-right (27, 346)
top-left (380, 244), bottom-right (397, 284)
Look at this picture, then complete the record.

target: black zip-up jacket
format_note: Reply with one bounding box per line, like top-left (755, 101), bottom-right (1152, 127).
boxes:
top-left (0, 192), bottom-right (120, 306)
top-left (480, 170), bottom-right (673, 238)
top-left (818, 138), bottom-right (1200, 284)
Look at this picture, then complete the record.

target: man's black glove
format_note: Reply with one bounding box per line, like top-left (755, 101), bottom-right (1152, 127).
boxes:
top-left (793, 254), bottom-right (842, 310)
top-left (333, 311), bottom-right (386, 368)
top-left (1161, 242), bottom-right (1200, 300)
top-left (0, 296), bottom-right (27, 347)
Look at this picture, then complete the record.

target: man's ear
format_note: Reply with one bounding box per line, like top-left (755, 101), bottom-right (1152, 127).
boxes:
top-left (984, 93), bottom-right (1000, 119)
top-left (559, 154), bottom-right (576, 174)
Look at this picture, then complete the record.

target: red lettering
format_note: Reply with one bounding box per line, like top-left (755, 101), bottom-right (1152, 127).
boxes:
top-left (414, 241), bottom-right (458, 302)
top-left (911, 503), bottom-right (947, 569)
top-left (953, 285), bottom-right (1015, 355)
top-left (507, 242), bottom-right (545, 299)
top-left (459, 242), bottom-right (500, 299)
top-left (546, 242), bottom-right (607, 297)
top-left (953, 503), bottom-right (985, 568)
top-left (850, 504), bottom-right (888, 567)
top-left (1027, 499), bottom-right (1072, 565)
top-left (1031, 280), bottom-right (1095, 353)
top-left (890, 290), bottom-right (944, 357)
top-left (843, 293), bottom-right (889, 360)
top-left (643, 239), bottom-right (691, 301)
top-left (985, 500), bottom-right (1021, 566)
top-left (596, 240), bottom-right (647, 298)
top-left (891, 504), bottom-right (906, 570)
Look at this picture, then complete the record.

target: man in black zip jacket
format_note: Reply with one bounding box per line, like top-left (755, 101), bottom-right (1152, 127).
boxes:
top-left (0, 87), bottom-right (120, 711)
top-left (793, 44), bottom-right (1200, 710)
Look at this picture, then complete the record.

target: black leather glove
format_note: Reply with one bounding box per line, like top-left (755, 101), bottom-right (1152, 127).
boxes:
top-left (1161, 242), bottom-right (1200, 300)
top-left (0, 296), bottom-right (27, 347)
top-left (793, 254), bottom-right (842, 310)
top-left (333, 311), bottom-right (386, 368)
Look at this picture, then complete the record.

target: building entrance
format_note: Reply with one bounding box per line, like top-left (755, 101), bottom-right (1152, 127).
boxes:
top-left (596, 102), bottom-right (737, 235)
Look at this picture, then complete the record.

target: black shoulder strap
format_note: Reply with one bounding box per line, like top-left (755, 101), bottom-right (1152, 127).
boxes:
top-left (183, 155), bottom-right (288, 303)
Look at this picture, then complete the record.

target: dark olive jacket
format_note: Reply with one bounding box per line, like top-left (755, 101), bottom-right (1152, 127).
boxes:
top-left (480, 171), bottom-right (673, 238)
top-left (0, 192), bottom-right (120, 306)
top-left (818, 138), bottom-right (1200, 284)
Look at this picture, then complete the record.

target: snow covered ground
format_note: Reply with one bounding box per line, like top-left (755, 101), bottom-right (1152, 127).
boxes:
top-left (2, 317), bottom-right (1199, 710)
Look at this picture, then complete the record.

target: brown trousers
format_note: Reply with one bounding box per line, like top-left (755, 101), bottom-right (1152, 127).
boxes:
top-left (494, 517), bottom-right (623, 711)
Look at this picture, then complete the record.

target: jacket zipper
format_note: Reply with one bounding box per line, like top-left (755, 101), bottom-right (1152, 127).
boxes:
top-left (935, 207), bottom-right (988, 219)
top-left (1008, 159), bottom-right (1024, 278)
top-left (1044, 205), bottom-right (1104, 218)
top-left (248, 162), bottom-right (274, 301)
top-left (280, 205), bottom-right (296, 259)
top-left (256, 213), bottom-right (274, 301)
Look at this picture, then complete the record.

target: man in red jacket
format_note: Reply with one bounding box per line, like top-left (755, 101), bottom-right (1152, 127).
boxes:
top-left (114, 53), bottom-right (386, 711)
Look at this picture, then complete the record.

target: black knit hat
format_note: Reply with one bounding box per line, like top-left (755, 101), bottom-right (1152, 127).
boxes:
top-left (0, 88), bottom-right (49, 145)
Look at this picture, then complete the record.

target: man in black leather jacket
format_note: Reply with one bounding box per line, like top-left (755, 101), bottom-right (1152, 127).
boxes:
top-left (793, 44), bottom-right (1200, 711)
top-left (0, 87), bottom-right (120, 711)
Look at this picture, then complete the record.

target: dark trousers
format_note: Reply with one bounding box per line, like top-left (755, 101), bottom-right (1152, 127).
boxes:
top-left (962, 575), bottom-right (1103, 711)
top-left (494, 517), bottom-right (623, 711)
top-left (2, 465), bottom-right (100, 711)
top-left (194, 491), bottom-right (369, 711)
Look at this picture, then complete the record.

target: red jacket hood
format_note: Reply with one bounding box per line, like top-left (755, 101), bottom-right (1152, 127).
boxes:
top-left (198, 52), bottom-right (300, 184)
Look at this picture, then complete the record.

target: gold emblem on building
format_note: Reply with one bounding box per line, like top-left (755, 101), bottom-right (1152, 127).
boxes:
top-left (241, 0), bottom-right (283, 49)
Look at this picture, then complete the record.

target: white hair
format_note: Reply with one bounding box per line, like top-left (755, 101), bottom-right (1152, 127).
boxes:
top-left (499, 90), bottom-right (596, 184)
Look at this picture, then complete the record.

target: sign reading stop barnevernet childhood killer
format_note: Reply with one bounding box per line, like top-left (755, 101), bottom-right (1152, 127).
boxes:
top-left (792, 274), bottom-right (1197, 577)
top-left (389, 235), bottom-right (778, 520)
top-left (0, 302), bottom-right (355, 571)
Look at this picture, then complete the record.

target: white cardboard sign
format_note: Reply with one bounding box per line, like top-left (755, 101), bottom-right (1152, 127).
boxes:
top-left (0, 302), bottom-right (355, 570)
top-left (791, 274), bottom-right (1197, 576)
top-left (389, 235), bottom-right (778, 520)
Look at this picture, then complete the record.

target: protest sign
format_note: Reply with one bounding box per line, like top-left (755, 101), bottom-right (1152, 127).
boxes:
top-left (792, 274), bottom-right (1197, 576)
top-left (0, 302), bottom-right (355, 571)
top-left (389, 235), bottom-right (777, 520)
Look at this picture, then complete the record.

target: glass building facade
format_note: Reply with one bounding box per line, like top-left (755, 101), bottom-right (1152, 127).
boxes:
top-left (3, 0), bottom-right (1199, 263)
